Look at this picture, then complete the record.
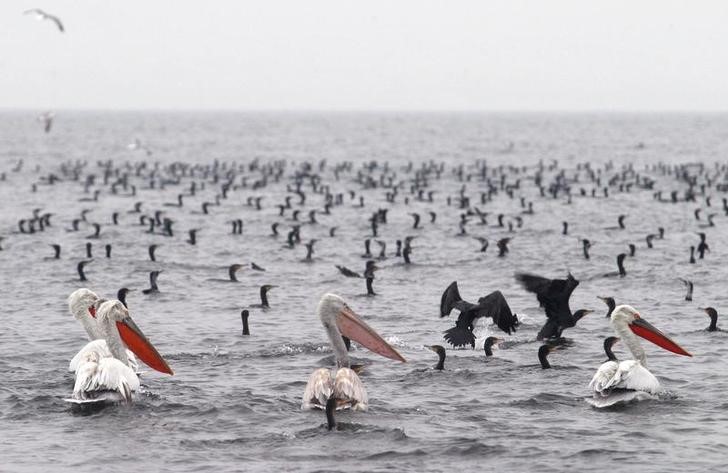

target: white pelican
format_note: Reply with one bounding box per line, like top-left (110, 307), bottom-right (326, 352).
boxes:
top-left (67, 288), bottom-right (139, 373)
top-left (302, 294), bottom-right (405, 428)
top-left (68, 300), bottom-right (173, 404)
top-left (589, 304), bottom-right (692, 408)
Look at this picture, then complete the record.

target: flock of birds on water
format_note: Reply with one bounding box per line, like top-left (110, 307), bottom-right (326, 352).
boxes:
top-left (2, 151), bottom-right (725, 429)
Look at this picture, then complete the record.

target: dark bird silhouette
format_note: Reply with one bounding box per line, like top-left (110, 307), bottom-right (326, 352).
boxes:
top-left (483, 336), bottom-right (502, 357)
top-left (364, 261), bottom-right (379, 296)
top-left (305, 239), bottom-right (317, 261)
top-left (679, 278), bottom-right (694, 301)
top-left (697, 232), bottom-right (709, 259)
top-left (117, 288), bottom-right (132, 308)
top-left (241, 309), bottom-right (250, 335)
top-left (497, 237), bottom-right (510, 257)
top-left (229, 264), bottom-right (244, 282)
top-left (597, 296), bottom-right (616, 318)
top-left (148, 244), bottom-right (158, 262)
top-left (582, 239), bottom-right (592, 259)
top-left (410, 213), bottom-right (421, 229)
top-left (617, 214), bottom-right (627, 229)
top-left (699, 307), bottom-right (720, 332)
top-left (142, 270), bottom-right (162, 294)
top-left (104, 244), bottom-right (112, 258)
top-left (603, 336), bottom-right (619, 362)
top-left (428, 345), bottom-right (446, 370)
top-left (187, 229), bottom-right (199, 245)
top-left (516, 272), bottom-right (592, 340)
top-left (538, 344), bottom-right (557, 369)
top-left (50, 243), bottom-right (61, 259)
top-left (77, 260), bottom-right (92, 281)
top-left (439, 281), bottom-right (518, 348)
top-left (251, 262), bottom-right (266, 271)
top-left (474, 237), bottom-right (489, 253)
top-left (255, 284), bottom-right (276, 308)
top-left (689, 246), bottom-right (696, 264)
top-left (336, 265), bottom-right (361, 278)
top-left (616, 253), bottom-right (627, 277)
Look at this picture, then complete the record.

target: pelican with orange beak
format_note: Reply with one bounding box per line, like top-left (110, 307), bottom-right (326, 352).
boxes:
top-left (67, 288), bottom-right (139, 373)
top-left (589, 304), bottom-right (691, 408)
top-left (67, 300), bottom-right (173, 404)
top-left (302, 294), bottom-right (405, 425)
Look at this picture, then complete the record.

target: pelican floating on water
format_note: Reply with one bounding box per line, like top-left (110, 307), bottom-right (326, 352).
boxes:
top-left (588, 305), bottom-right (691, 408)
top-left (68, 299), bottom-right (173, 404)
top-left (67, 288), bottom-right (139, 372)
top-left (301, 294), bottom-right (405, 426)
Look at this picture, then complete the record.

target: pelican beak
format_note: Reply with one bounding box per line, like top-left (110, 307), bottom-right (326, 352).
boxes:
top-left (336, 307), bottom-right (406, 362)
top-left (629, 317), bottom-right (692, 357)
top-left (116, 314), bottom-right (174, 375)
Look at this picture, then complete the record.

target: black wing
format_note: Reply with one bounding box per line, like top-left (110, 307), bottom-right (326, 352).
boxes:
top-left (440, 281), bottom-right (463, 317)
top-left (516, 272), bottom-right (579, 328)
top-left (474, 290), bottom-right (518, 335)
top-left (336, 265), bottom-right (361, 278)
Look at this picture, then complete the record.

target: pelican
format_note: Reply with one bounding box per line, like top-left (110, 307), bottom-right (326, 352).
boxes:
top-left (301, 294), bottom-right (405, 424)
top-left (588, 305), bottom-right (692, 408)
top-left (67, 288), bottom-right (138, 372)
top-left (68, 299), bottom-right (173, 404)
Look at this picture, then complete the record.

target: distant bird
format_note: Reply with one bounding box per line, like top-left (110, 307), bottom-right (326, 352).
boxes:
top-left (117, 288), bottom-right (132, 308)
top-left (616, 253), bottom-right (627, 277)
top-left (697, 232), bottom-right (709, 259)
top-left (582, 239), bottom-right (592, 259)
top-left (597, 296), bottom-right (616, 318)
top-left (255, 284), bottom-right (276, 308)
top-left (23, 9), bottom-right (64, 32)
top-left (689, 246), bottom-right (696, 264)
top-left (229, 264), bottom-right (244, 282)
top-left (603, 336), bottom-right (620, 362)
top-left (142, 271), bottom-right (162, 294)
top-left (439, 281), bottom-right (518, 348)
top-left (474, 237), bottom-right (489, 253)
top-left (364, 260), bottom-right (379, 296)
top-left (336, 265), bottom-right (361, 278)
top-left (304, 239), bottom-right (317, 261)
top-left (410, 213), bottom-right (421, 229)
top-left (251, 262), bottom-right (266, 271)
top-left (428, 345), bottom-right (446, 370)
top-left (617, 214), bottom-right (627, 229)
top-left (241, 309), bottom-right (250, 335)
top-left (50, 243), bottom-right (61, 259)
top-left (483, 336), bottom-right (502, 357)
top-left (538, 344), bottom-right (557, 369)
top-left (187, 229), bottom-right (198, 245)
top-left (497, 238), bottom-right (510, 257)
top-left (148, 244), bottom-right (158, 261)
top-left (77, 260), bottom-right (92, 281)
top-left (698, 307), bottom-right (720, 332)
top-left (516, 272), bottom-right (592, 340)
top-left (678, 278), bottom-right (694, 301)
top-left (37, 111), bottom-right (55, 133)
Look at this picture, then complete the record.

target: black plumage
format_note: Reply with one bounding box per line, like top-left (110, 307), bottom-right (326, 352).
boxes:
top-left (439, 281), bottom-right (518, 348)
top-left (515, 272), bottom-right (591, 340)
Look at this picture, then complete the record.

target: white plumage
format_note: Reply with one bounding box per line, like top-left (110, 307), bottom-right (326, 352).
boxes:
top-left (302, 367), bottom-right (368, 411)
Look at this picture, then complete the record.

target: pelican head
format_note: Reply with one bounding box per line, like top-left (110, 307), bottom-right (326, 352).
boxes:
top-left (317, 293), bottom-right (406, 363)
top-left (68, 288), bottom-right (100, 319)
top-left (97, 299), bottom-right (175, 375)
top-left (611, 304), bottom-right (691, 357)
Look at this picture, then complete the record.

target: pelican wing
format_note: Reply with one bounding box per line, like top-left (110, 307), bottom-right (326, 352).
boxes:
top-left (333, 367), bottom-right (368, 411)
top-left (601, 360), bottom-right (661, 394)
top-left (73, 355), bottom-right (140, 401)
top-left (69, 339), bottom-right (139, 373)
top-left (589, 360), bottom-right (619, 394)
top-left (301, 368), bottom-right (333, 409)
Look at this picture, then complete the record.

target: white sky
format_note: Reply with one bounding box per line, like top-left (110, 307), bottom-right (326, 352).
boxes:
top-left (1, 1), bottom-right (727, 110)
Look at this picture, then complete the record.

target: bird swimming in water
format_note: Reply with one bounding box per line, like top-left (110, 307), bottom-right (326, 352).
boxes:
top-left (538, 344), bottom-right (557, 369)
top-left (241, 309), bottom-right (250, 335)
top-left (148, 244), bottom-right (159, 262)
top-left (483, 336), bottom-right (502, 357)
top-left (439, 281), bottom-right (518, 348)
top-left (588, 304), bottom-right (692, 408)
top-left (253, 284), bottom-right (276, 308)
top-left (516, 272), bottom-right (592, 340)
top-left (77, 260), bottom-right (92, 281)
top-left (117, 288), bottom-right (132, 308)
top-left (142, 271), bottom-right (162, 294)
top-left (301, 294), bottom-right (405, 426)
top-left (50, 243), bottom-right (61, 259)
top-left (229, 264), bottom-right (244, 282)
top-left (697, 232), bottom-right (709, 259)
top-left (364, 261), bottom-right (378, 296)
top-left (497, 237), bottom-right (510, 257)
top-left (428, 345), bottom-right (446, 370)
top-left (597, 296), bottom-right (616, 318)
top-left (603, 336), bottom-right (620, 362)
top-left (698, 307), bottom-right (720, 332)
top-left (335, 265), bottom-right (361, 278)
top-left (678, 278), bottom-right (694, 301)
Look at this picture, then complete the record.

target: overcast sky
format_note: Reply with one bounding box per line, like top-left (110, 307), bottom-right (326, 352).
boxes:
top-left (2, 1), bottom-right (727, 111)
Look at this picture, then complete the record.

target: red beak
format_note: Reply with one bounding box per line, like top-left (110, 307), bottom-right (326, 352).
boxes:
top-left (630, 318), bottom-right (692, 357)
top-left (336, 307), bottom-right (406, 363)
top-left (116, 316), bottom-right (174, 375)
top-left (88, 306), bottom-right (96, 318)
